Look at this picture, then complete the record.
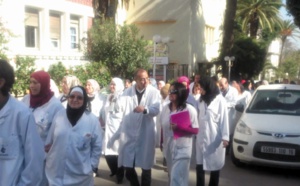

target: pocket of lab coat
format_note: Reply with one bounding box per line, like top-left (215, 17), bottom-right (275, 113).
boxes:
top-left (0, 136), bottom-right (19, 160)
top-left (77, 133), bottom-right (92, 150)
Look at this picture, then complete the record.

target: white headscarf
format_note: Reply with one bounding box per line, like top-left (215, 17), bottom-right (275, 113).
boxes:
top-left (86, 79), bottom-right (100, 96)
top-left (112, 77), bottom-right (124, 95)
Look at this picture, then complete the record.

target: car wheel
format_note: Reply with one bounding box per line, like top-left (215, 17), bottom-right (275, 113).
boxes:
top-left (230, 145), bottom-right (245, 167)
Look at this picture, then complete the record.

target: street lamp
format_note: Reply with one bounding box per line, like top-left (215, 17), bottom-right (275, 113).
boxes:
top-left (152, 35), bottom-right (161, 79)
top-left (152, 35), bottom-right (170, 80)
top-left (224, 56), bottom-right (235, 82)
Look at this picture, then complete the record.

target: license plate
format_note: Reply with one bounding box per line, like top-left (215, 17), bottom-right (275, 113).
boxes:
top-left (261, 146), bottom-right (296, 156)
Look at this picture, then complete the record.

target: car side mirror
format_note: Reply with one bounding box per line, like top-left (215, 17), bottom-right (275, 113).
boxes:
top-left (235, 104), bottom-right (244, 112)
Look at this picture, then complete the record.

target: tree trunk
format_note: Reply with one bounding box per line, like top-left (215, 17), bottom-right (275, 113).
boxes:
top-left (220, 0), bottom-right (237, 78)
top-left (278, 36), bottom-right (286, 67)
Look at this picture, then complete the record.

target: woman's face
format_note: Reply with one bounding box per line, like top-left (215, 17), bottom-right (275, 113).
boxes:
top-left (85, 81), bottom-right (94, 94)
top-left (168, 86), bottom-right (178, 102)
top-left (61, 77), bottom-right (69, 95)
top-left (30, 77), bottom-right (41, 95)
top-left (68, 92), bottom-right (84, 109)
top-left (110, 81), bottom-right (116, 93)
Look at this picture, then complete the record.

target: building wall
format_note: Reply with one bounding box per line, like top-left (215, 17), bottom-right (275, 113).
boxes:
top-left (116, 0), bottom-right (226, 77)
top-left (0, 0), bottom-right (94, 71)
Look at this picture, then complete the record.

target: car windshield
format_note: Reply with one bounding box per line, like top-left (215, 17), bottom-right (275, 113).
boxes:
top-left (246, 89), bottom-right (300, 116)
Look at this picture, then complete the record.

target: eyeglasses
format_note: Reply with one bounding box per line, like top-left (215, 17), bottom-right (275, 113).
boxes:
top-left (68, 95), bottom-right (83, 100)
top-left (169, 90), bottom-right (178, 95)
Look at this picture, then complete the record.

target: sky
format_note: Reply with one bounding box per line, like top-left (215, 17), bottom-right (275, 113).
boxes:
top-left (280, 0), bottom-right (300, 49)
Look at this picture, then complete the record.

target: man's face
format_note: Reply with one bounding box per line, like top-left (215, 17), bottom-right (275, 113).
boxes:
top-left (219, 80), bottom-right (228, 92)
top-left (135, 71), bottom-right (148, 90)
top-left (194, 75), bottom-right (200, 82)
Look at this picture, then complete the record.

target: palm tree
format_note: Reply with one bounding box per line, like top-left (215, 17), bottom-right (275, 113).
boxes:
top-left (237, 0), bottom-right (283, 38)
top-left (92, 0), bottom-right (132, 22)
top-left (278, 20), bottom-right (300, 66)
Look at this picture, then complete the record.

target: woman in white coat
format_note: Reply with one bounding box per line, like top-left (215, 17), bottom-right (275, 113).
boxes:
top-left (0, 60), bottom-right (44, 186)
top-left (85, 79), bottom-right (105, 127)
top-left (22, 70), bottom-right (64, 143)
top-left (59, 75), bottom-right (81, 108)
top-left (196, 77), bottom-right (229, 186)
top-left (102, 77), bottom-right (125, 184)
top-left (160, 82), bottom-right (199, 186)
top-left (45, 86), bottom-right (102, 186)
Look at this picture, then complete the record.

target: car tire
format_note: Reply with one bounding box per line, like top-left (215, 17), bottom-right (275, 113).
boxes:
top-left (230, 145), bottom-right (245, 167)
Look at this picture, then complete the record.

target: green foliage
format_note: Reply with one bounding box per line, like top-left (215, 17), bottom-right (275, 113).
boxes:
top-left (230, 37), bottom-right (267, 80)
top-left (286, 0), bottom-right (300, 28)
top-left (0, 18), bottom-right (13, 59)
top-left (11, 56), bottom-right (36, 97)
top-left (236, 0), bottom-right (283, 38)
top-left (70, 61), bottom-right (111, 88)
top-left (48, 62), bottom-right (67, 89)
top-left (277, 50), bottom-right (300, 79)
top-left (86, 21), bottom-right (151, 79)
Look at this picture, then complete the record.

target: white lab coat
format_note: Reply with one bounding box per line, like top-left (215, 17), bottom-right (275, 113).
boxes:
top-left (58, 94), bottom-right (68, 108)
top-left (222, 86), bottom-right (238, 135)
top-left (117, 84), bottom-right (160, 169)
top-left (102, 93), bottom-right (123, 155)
top-left (160, 104), bottom-right (198, 186)
top-left (22, 95), bottom-right (64, 143)
top-left (196, 94), bottom-right (229, 171)
top-left (0, 95), bottom-right (44, 186)
top-left (233, 90), bottom-right (252, 128)
top-left (157, 96), bottom-right (170, 148)
top-left (90, 93), bottom-right (106, 118)
top-left (45, 110), bottom-right (102, 186)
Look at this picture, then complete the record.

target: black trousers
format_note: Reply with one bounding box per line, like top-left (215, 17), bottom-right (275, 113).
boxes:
top-left (125, 167), bottom-right (151, 186)
top-left (196, 164), bottom-right (220, 186)
top-left (105, 155), bottom-right (124, 181)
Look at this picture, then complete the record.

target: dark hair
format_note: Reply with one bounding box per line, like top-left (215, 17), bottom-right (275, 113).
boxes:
top-left (199, 76), bottom-right (220, 106)
top-left (134, 68), bottom-right (148, 79)
top-left (0, 59), bottom-right (15, 96)
top-left (169, 82), bottom-right (187, 111)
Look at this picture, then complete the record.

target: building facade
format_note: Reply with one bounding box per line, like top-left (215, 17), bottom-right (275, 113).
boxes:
top-left (0, 0), bottom-right (94, 70)
top-left (116, 0), bottom-right (226, 80)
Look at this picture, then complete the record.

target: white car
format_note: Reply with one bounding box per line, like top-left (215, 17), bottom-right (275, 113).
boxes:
top-left (231, 84), bottom-right (300, 168)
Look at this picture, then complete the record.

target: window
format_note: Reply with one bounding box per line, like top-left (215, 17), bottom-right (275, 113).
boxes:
top-left (70, 16), bottom-right (79, 50)
top-left (50, 13), bottom-right (61, 49)
top-left (205, 25), bottom-right (214, 45)
top-left (25, 8), bottom-right (39, 48)
top-left (70, 27), bottom-right (77, 49)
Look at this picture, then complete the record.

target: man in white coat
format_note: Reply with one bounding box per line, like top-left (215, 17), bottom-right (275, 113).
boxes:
top-left (0, 59), bottom-right (44, 186)
top-left (113, 69), bottom-right (160, 186)
top-left (219, 77), bottom-right (238, 154)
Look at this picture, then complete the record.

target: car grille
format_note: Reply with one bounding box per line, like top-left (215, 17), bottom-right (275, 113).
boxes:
top-left (253, 142), bottom-right (300, 162)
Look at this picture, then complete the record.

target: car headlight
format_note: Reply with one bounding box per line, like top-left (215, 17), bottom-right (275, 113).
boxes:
top-left (236, 121), bottom-right (252, 135)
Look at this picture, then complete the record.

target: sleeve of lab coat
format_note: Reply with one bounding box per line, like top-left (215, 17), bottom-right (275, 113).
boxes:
top-left (219, 99), bottom-right (230, 141)
top-left (18, 112), bottom-right (44, 186)
top-left (145, 90), bottom-right (161, 117)
top-left (90, 116), bottom-right (102, 170)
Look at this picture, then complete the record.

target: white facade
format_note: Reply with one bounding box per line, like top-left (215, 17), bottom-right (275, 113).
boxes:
top-left (0, 0), bottom-right (94, 71)
top-left (116, 0), bottom-right (226, 77)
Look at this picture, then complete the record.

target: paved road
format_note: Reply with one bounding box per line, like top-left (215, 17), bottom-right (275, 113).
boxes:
top-left (94, 148), bottom-right (300, 186)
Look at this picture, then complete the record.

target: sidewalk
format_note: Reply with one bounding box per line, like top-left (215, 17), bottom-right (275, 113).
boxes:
top-left (94, 148), bottom-right (197, 186)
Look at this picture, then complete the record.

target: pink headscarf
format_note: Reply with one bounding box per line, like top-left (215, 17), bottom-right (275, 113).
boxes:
top-left (177, 76), bottom-right (190, 93)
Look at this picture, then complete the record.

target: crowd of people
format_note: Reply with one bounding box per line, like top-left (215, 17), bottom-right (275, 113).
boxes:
top-left (2, 59), bottom-right (297, 186)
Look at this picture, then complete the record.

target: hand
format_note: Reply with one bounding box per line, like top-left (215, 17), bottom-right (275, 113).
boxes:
top-left (44, 144), bottom-right (52, 153)
top-left (222, 140), bottom-right (229, 148)
top-left (170, 123), bottom-right (177, 131)
top-left (133, 105), bottom-right (145, 113)
top-left (107, 138), bottom-right (115, 149)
